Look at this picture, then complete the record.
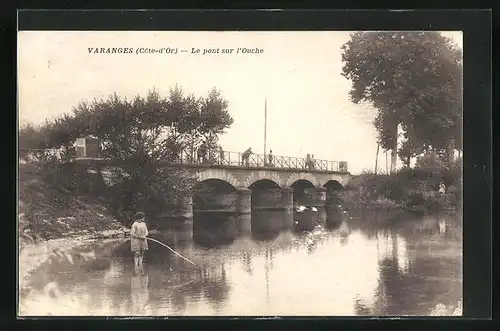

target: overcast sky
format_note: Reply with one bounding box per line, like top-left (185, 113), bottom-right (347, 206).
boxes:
top-left (18, 31), bottom-right (462, 174)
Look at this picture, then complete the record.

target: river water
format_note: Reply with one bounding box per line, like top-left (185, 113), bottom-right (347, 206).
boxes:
top-left (19, 210), bottom-right (462, 317)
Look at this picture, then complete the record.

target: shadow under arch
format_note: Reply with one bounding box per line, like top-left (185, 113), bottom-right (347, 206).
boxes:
top-left (290, 179), bottom-right (315, 204)
top-left (249, 179), bottom-right (282, 210)
top-left (192, 178), bottom-right (237, 210)
top-left (323, 179), bottom-right (344, 206)
top-left (193, 178), bottom-right (236, 194)
top-left (248, 179), bottom-right (281, 190)
top-left (323, 180), bottom-right (346, 226)
top-left (192, 179), bottom-right (239, 245)
top-left (323, 180), bottom-right (344, 191)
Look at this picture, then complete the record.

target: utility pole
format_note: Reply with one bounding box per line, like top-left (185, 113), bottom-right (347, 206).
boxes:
top-left (264, 98), bottom-right (267, 158)
top-left (375, 142), bottom-right (380, 175)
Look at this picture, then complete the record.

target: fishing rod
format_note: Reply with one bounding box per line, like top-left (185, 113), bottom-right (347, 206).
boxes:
top-left (145, 237), bottom-right (196, 266)
top-left (124, 234), bottom-right (196, 265)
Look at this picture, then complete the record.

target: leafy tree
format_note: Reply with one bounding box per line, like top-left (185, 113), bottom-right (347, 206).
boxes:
top-left (19, 86), bottom-right (234, 222)
top-left (341, 31), bottom-right (462, 170)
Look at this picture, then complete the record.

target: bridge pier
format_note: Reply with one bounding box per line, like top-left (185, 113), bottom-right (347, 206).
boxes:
top-left (178, 194), bottom-right (194, 219)
top-left (237, 213), bottom-right (252, 236)
top-left (280, 187), bottom-right (294, 211)
top-left (281, 209), bottom-right (294, 230)
top-left (236, 188), bottom-right (252, 214)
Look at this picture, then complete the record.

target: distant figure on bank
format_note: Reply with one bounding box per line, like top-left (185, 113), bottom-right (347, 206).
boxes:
top-left (130, 212), bottom-right (148, 272)
top-left (268, 150), bottom-right (274, 166)
top-left (241, 147), bottom-right (252, 166)
top-left (438, 182), bottom-right (446, 196)
top-left (438, 218), bottom-right (447, 234)
top-left (197, 141), bottom-right (208, 163)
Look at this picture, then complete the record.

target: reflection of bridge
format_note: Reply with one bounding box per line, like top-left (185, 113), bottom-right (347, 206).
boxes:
top-left (74, 150), bottom-right (350, 239)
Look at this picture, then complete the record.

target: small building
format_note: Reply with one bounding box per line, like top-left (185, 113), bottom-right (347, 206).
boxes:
top-left (74, 136), bottom-right (100, 158)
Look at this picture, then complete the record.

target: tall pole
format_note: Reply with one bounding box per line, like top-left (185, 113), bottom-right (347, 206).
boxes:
top-left (375, 142), bottom-right (380, 175)
top-left (264, 98), bottom-right (267, 157)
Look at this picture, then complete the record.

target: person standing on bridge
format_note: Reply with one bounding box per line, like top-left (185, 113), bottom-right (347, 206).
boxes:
top-left (197, 141), bottom-right (208, 164)
top-left (219, 146), bottom-right (225, 165)
top-left (305, 154), bottom-right (312, 169)
top-left (130, 212), bottom-right (149, 272)
top-left (267, 150), bottom-right (274, 167)
top-left (241, 147), bottom-right (252, 166)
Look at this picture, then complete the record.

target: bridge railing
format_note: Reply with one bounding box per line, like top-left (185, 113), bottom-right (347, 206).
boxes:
top-left (176, 150), bottom-right (348, 172)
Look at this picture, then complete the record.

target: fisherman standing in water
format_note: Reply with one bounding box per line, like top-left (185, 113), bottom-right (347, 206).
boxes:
top-left (130, 212), bottom-right (148, 272)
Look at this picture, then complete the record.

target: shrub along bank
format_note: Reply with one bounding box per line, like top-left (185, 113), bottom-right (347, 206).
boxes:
top-left (341, 157), bottom-right (462, 222)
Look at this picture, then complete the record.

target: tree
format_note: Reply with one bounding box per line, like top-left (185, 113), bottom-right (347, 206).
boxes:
top-left (341, 31), bottom-right (462, 171)
top-left (19, 87), bottom-right (234, 222)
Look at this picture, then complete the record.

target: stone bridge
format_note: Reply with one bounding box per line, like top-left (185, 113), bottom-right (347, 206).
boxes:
top-left (195, 166), bottom-right (349, 189)
top-left (74, 155), bottom-right (351, 213)
top-left (73, 153), bottom-right (351, 238)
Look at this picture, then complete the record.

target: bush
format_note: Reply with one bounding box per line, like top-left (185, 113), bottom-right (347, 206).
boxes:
top-left (344, 156), bottom-right (462, 218)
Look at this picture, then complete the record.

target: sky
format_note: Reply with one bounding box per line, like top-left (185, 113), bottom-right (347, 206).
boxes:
top-left (18, 31), bottom-right (462, 174)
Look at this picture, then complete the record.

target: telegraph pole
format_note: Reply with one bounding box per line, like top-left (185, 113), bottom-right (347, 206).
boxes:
top-left (264, 98), bottom-right (267, 158)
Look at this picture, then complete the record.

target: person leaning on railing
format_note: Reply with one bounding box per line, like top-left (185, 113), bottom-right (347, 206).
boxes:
top-left (241, 147), bottom-right (252, 166)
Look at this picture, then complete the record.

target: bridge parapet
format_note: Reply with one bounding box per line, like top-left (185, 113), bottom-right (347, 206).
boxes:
top-left (175, 150), bottom-right (348, 173)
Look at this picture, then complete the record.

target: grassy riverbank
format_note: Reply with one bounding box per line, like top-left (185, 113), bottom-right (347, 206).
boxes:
top-left (18, 163), bottom-right (130, 291)
top-left (341, 163), bottom-right (462, 224)
top-left (19, 163), bottom-right (128, 245)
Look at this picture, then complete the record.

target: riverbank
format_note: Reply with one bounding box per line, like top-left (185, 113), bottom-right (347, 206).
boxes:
top-left (341, 166), bottom-right (462, 225)
top-left (19, 228), bottom-right (129, 291)
top-left (18, 163), bottom-right (131, 288)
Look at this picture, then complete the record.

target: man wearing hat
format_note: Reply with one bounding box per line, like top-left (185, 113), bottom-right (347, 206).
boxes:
top-left (130, 211), bottom-right (149, 271)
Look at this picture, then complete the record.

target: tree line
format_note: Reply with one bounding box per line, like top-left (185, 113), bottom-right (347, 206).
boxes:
top-left (341, 31), bottom-right (462, 171)
top-left (19, 85), bottom-right (234, 223)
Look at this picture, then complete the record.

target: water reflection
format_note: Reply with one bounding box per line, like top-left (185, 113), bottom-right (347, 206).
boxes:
top-left (130, 270), bottom-right (149, 314)
top-left (252, 210), bottom-right (289, 234)
top-left (193, 212), bottom-right (238, 248)
top-left (20, 210), bottom-right (462, 316)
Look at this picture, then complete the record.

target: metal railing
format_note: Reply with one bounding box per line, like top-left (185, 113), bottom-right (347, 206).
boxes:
top-left (174, 150), bottom-right (348, 172)
top-left (20, 147), bottom-right (348, 173)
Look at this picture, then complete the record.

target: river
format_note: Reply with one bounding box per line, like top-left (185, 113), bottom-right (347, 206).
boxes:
top-left (18, 210), bottom-right (462, 317)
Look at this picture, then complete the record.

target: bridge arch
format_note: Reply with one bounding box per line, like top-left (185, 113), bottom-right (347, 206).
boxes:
top-left (248, 179), bottom-right (281, 190)
top-left (290, 179), bottom-right (315, 189)
top-left (285, 173), bottom-right (319, 187)
top-left (323, 180), bottom-right (344, 191)
top-left (290, 179), bottom-right (315, 205)
top-left (193, 178), bottom-right (236, 193)
top-left (192, 179), bottom-right (237, 214)
top-left (196, 169), bottom-right (240, 188)
top-left (243, 171), bottom-right (283, 188)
